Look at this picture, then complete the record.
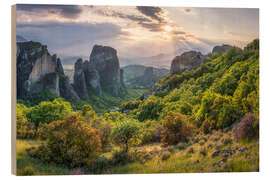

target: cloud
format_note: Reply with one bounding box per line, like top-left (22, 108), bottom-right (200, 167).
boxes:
top-left (16, 4), bottom-right (83, 19)
top-left (95, 9), bottom-right (152, 24)
top-left (136, 6), bottom-right (165, 23)
top-left (17, 21), bottom-right (128, 56)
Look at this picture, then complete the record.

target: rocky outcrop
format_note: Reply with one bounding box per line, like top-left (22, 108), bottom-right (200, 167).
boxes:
top-left (16, 41), bottom-right (80, 101)
top-left (73, 45), bottom-right (125, 98)
top-left (89, 45), bottom-right (122, 96)
top-left (170, 51), bottom-right (206, 74)
top-left (212, 44), bottom-right (232, 54)
top-left (73, 59), bottom-right (89, 100)
top-left (83, 60), bottom-right (102, 97)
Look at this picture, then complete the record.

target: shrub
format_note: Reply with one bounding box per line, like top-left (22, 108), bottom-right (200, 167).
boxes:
top-left (81, 104), bottom-right (96, 119)
top-left (161, 151), bottom-right (171, 161)
top-left (111, 119), bottom-right (141, 152)
top-left (32, 114), bottom-right (102, 168)
top-left (90, 156), bottom-right (110, 174)
top-left (161, 112), bottom-right (194, 145)
top-left (16, 104), bottom-right (35, 139)
top-left (234, 113), bottom-right (259, 141)
top-left (111, 151), bottom-right (131, 165)
top-left (201, 117), bottom-right (216, 134)
top-left (177, 142), bottom-right (189, 150)
top-left (20, 166), bottom-right (35, 176)
top-left (141, 120), bottom-right (162, 144)
top-left (137, 96), bottom-right (164, 121)
top-left (120, 100), bottom-right (142, 111)
top-left (26, 98), bottom-right (72, 129)
top-left (187, 147), bottom-right (194, 154)
top-left (199, 147), bottom-right (207, 156)
top-left (196, 92), bottom-right (242, 129)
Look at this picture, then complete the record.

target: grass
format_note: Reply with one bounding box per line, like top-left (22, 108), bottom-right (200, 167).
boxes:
top-left (16, 130), bottom-right (259, 175)
top-left (16, 139), bottom-right (70, 176)
top-left (106, 131), bottom-right (259, 174)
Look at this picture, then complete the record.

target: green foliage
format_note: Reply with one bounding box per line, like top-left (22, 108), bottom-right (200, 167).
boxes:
top-left (18, 89), bottom-right (57, 107)
top-left (120, 100), bottom-right (142, 111)
top-left (195, 92), bottom-right (242, 129)
top-left (31, 114), bottom-right (102, 168)
top-left (161, 112), bottom-right (194, 145)
top-left (244, 39), bottom-right (259, 51)
top-left (26, 98), bottom-right (72, 129)
top-left (16, 104), bottom-right (35, 139)
top-left (140, 120), bottom-right (162, 144)
top-left (21, 166), bottom-right (35, 176)
top-left (111, 119), bottom-right (141, 152)
top-left (137, 96), bottom-right (163, 121)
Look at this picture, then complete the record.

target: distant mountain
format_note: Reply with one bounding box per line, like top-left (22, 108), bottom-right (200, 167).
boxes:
top-left (120, 53), bottom-right (174, 69)
top-left (122, 64), bottom-right (169, 88)
top-left (61, 56), bottom-right (88, 70)
top-left (16, 35), bottom-right (28, 42)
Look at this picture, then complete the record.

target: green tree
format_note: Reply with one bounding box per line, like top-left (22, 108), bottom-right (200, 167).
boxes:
top-left (26, 98), bottom-right (72, 129)
top-left (111, 119), bottom-right (141, 152)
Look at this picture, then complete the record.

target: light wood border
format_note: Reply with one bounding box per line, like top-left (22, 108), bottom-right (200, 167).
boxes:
top-left (11, 4), bottom-right (16, 175)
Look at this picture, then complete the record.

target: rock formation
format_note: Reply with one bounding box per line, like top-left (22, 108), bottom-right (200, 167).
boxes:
top-left (73, 59), bottom-right (89, 100)
top-left (73, 45), bottom-right (125, 99)
top-left (170, 51), bottom-right (206, 75)
top-left (89, 45), bottom-right (122, 96)
top-left (212, 44), bottom-right (232, 54)
top-left (16, 41), bottom-right (80, 101)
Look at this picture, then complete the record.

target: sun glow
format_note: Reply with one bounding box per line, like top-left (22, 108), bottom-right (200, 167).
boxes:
top-left (164, 25), bottom-right (173, 32)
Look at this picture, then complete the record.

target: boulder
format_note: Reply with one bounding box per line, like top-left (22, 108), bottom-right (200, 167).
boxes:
top-left (170, 51), bottom-right (206, 74)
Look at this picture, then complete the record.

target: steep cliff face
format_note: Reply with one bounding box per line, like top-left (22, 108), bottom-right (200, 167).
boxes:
top-left (83, 60), bottom-right (102, 97)
top-left (170, 51), bottom-right (206, 75)
top-left (212, 44), bottom-right (232, 54)
top-left (16, 41), bottom-right (79, 101)
top-left (73, 59), bottom-right (89, 100)
top-left (73, 45), bottom-right (125, 99)
top-left (89, 45), bottom-right (122, 96)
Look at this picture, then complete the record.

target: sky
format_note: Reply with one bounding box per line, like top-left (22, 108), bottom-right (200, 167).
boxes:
top-left (16, 4), bottom-right (259, 67)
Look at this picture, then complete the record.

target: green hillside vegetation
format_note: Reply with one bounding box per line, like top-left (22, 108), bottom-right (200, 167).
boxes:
top-left (16, 39), bottom-right (259, 175)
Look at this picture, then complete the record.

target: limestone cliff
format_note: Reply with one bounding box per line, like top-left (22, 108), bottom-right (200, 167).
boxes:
top-left (16, 41), bottom-right (79, 100)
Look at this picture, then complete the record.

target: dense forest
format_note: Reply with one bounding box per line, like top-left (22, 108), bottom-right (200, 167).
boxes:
top-left (16, 39), bottom-right (259, 175)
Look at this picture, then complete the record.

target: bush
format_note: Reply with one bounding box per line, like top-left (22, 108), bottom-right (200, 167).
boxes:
top-left (32, 114), bottom-right (102, 168)
top-left (161, 151), bottom-right (171, 161)
top-left (120, 100), bottom-right (142, 111)
top-left (20, 166), bottom-right (35, 176)
top-left (137, 96), bottom-right (163, 121)
top-left (234, 113), bottom-right (259, 141)
top-left (90, 156), bottom-right (110, 174)
top-left (161, 112), bottom-right (194, 145)
top-left (26, 98), bottom-right (72, 129)
top-left (201, 117), bottom-right (216, 134)
top-left (16, 104), bottom-right (35, 139)
top-left (111, 151), bottom-right (132, 165)
top-left (140, 120), bottom-right (162, 144)
top-left (196, 92), bottom-right (242, 129)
